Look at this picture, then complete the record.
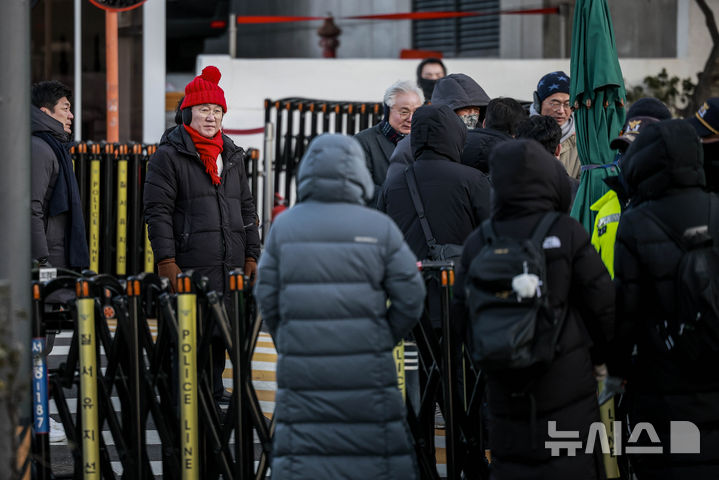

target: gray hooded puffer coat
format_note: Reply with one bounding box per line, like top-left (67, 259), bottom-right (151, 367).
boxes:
top-left (254, 133), bottom-right (426, 480)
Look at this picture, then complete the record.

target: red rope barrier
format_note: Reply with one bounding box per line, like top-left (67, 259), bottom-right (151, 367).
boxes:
top-left (236, 15), bottom-right (326, 24)
top-left (224, 127), bottom-right (266, 135)
top-left (236, 7), bottom-right (559, 24)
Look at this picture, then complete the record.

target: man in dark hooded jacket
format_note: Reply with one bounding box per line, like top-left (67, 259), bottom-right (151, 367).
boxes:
top-left (384, 73), bottom-right (491, 185)
top-left (380, 104), bottom-right (491, 338)
top-left (611, 119), bottom-right (719, 479)
top-left (378, 104), bottom-right (491, 261)
top-left (254, 133), bottom-right (425, 480)
top-left (454, 139), bottom-right (614, 479)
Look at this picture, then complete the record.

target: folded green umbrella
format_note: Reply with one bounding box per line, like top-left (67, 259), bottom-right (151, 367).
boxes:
top-left (569, 0), bottom-right (627, 232)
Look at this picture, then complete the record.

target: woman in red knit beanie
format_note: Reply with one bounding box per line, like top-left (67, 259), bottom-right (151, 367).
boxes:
top-left (143, 65), bottom-right (261, 403)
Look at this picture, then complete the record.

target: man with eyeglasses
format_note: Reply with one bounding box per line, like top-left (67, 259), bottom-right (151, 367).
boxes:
top-left (354, 80), bottom-right (424, 207)
top-left (530, 71), bottom-right (581, 179)
top-left (144, 66), bottom-right (261, 405)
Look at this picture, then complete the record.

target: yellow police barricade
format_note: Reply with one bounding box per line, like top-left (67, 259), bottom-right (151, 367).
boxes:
top-left (115, 145), bottom-right (128, 276)
top-left (89, 145), bottom-right (101, 273)
top-left (76, 279), bottom-right (100, 479)
top-left (177, 273), bottom-right (199, 480)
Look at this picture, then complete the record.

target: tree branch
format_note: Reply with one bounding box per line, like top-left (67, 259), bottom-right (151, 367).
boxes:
top-left (697, 0), bottom-right (719, 43)
top-left (685, 0), bottom-right (719, 116)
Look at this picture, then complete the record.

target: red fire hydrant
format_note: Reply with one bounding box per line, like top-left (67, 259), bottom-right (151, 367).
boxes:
top-left (317, 16), bottom-right (341, 58)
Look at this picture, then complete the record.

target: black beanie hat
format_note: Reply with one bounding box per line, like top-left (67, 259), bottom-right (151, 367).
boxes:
top-left (536, 71), bottom-right (570, 103)
top-left (626, 97), bottom-right (672, 121)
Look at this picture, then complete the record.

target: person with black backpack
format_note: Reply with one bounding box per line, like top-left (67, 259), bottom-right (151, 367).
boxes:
top-left (611, 119), bottom-right (719, 479)
top-left (453, 139), bottom-right (614, 479)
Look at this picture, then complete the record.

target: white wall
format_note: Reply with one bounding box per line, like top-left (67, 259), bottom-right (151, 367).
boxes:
top-left (500, 0), bottom-right (544, 58)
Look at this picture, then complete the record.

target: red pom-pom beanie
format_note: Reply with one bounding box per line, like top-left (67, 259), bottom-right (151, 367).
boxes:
top-left (180, 66), bottom-right (227, 112)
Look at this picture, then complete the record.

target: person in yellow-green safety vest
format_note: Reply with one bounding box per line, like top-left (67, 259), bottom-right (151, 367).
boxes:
top-left (591, 115), bottom-right (663, 277)
top-left (590, 97), bottom-right (673, 276)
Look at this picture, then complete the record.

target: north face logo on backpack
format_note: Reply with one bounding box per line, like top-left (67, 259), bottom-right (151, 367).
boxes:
top-left (466, 212), bottom-right (565, 372)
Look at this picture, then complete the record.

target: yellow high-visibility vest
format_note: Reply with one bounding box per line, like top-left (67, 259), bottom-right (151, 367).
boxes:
top-left (590, 190), bottom-right (622, 279)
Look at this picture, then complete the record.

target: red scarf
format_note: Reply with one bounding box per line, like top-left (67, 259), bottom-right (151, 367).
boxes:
top-left (183, 124), bottom-right (224, 185)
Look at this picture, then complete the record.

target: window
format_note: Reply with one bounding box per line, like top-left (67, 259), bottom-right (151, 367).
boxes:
top-left (412, 0), bottom-right (500, 57)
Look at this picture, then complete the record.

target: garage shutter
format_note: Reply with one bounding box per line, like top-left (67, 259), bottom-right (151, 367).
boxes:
top-left (412, 0), bottom-right (500, 57)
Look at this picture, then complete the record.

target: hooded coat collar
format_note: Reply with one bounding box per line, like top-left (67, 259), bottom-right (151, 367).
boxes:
top-left (297, 134), bottom-right (374, 205)
top-left (430, 73), bottom-right (490, 111)
top-left (31, 105), bottom-right (71, 142)
top-left (411, 104), bottom-right (467, 163)
top-left (489, 139), bottom-right (571, 219)
top-left (622, 119), bottom-right (705, 204)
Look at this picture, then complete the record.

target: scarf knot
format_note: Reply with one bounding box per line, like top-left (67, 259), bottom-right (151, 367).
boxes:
top-left (183, 125), bottom-right (224, 185)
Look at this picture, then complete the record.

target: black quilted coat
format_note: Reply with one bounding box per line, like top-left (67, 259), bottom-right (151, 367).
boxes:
top-left (454, 139), bottom-right (614, 480)
top-left (612, 119), bottom-right (719, 479)
top-left (143, 125), bottom-right (260, 294)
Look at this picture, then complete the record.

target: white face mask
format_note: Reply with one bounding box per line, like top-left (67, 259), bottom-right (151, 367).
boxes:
top-left (459, 113), bottom-right (479, 129)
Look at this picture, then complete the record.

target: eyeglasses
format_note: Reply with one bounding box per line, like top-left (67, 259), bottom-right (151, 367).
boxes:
top-left (391, 107), bottom-right (417, 120)
top-left (195, 105), bottom-right (224, 118)
top-left (547, 100), bottom-right (572, 112)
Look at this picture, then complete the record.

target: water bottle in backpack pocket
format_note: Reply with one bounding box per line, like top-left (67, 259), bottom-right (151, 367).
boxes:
top-left (465, 212), bottom-right (566, 372)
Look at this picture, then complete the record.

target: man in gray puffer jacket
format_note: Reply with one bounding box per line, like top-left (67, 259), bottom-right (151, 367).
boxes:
top-left (254, 133), bottom-right (426, 480)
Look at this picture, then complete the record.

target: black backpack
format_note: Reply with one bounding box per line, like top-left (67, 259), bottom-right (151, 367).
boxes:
top-left (466, 212), bottom-right (563, 372)
top-left (641, 195), bottom-right (719, 361)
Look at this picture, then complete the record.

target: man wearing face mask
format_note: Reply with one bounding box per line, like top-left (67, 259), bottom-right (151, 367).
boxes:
top-left (144, 65), bottom-right (261, 404)
top-left (384, 73), bottom-right (490, 185)
top-left (354, 80), bottom-right (424, 208)
top-left (416, 57), bottom-right (447, 103)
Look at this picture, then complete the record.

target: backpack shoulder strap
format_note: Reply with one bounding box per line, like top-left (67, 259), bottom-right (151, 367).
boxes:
top-left (640, 206), bottom-right (688, 252)
top-left (529, 211), bottom-right (562, 247)
top-left (479, 218), bottom-right (496, 245)
top-left (404, 165), bottom-right (437, 248)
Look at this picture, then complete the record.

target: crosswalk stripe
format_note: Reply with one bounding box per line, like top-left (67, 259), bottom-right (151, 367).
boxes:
top-left (251, 370), bottom-right (276, 381)
top-left (250, 360), bottom-right (276, 371)
top-left (251, 352), bottom-right (278, 362)
top-left (110, 460), bottom-right (162, 476)
top-left (253, 389), bottom-right (276, 402)
top-left (251, 380), bottom-right (277, 391)
top-left (254, 346), bottom-right (276, 355)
